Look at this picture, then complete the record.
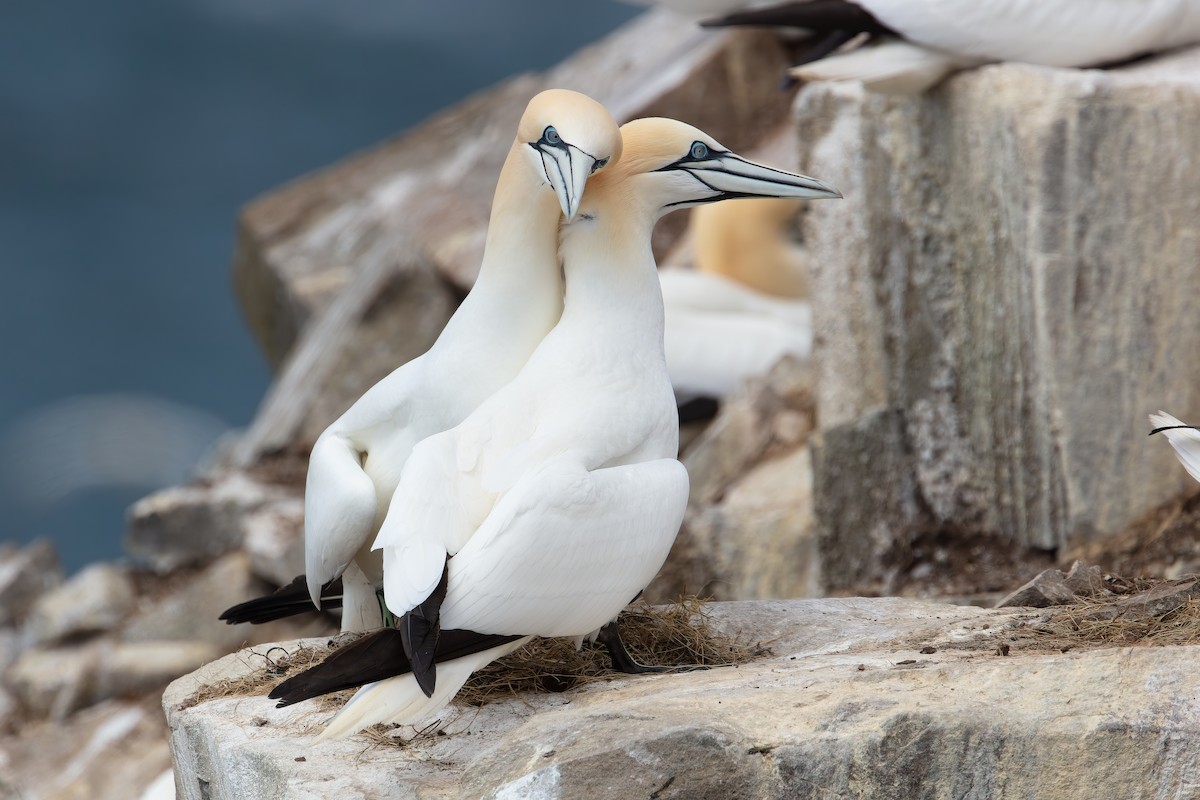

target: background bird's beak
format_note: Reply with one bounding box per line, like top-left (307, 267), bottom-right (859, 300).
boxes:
top-left (540, 143), bottom-right (596, 221)
top-left (685, 154), bottom-right (841, 201)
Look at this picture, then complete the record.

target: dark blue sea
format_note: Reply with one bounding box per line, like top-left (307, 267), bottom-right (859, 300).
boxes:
top-left (0, 0), bottom-right (640, 571)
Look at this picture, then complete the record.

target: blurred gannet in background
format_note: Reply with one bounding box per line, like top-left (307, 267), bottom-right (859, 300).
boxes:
top-left (219, 90), bottom-right (621, 632)
top-left (271, 118), bottom-right (839, 739)
top-left (1150, 411), bottom-right (1200, 484)
top-left (632, 0), bottom-right (1200, 94)
top-left (660, 197), bottom-right (813, 411)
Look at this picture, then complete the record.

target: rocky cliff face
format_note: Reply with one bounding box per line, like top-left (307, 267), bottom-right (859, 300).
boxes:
top-left (794, 48), bottom-right (1200, 593)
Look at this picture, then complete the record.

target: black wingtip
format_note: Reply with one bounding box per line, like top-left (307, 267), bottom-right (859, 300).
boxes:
top-left (1150, 425), bottom-right (1199, 437)
top-left (268, 627), bottom-right (525, 707)
top-left (400, 565), bottom-right (449, 699)
top-left (219, 575), bottom-right (344, 625)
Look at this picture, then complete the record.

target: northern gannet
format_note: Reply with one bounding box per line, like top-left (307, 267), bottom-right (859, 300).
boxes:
top-left (661, 198), bottom-right (812, 408)
top-left (286, 118), bottom-right (839, 740)
top-left (641, 0), bottom-right (1200, 94)
top-left (220, 90), bottom-right (622, 632)
top-left (1150, 411), bottom-right (1200, 484)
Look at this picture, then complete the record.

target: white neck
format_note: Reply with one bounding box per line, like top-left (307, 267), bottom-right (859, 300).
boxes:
top-left (436, 139), bottom-right (564, 352)
top-left (557, 205), bottom-right (666, 355)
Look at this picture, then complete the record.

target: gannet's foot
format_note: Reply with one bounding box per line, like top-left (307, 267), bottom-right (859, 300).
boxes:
top-left (597, 620), bottom-right (713, 675)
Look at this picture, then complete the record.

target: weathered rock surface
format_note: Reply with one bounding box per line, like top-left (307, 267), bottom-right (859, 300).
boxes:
top-left (796, 47), bottom-right (1200, 592)
top-left (125, 470), bottom-right (300, 572)
top-left (0, 539), bottom-right (62, 628)
top-left (164, 597), bottom-right (1200, 799)
top-left (26, 562), bottom-right (136, 644)
top-left (0, 698), bottom-right (171, 800)
top-left (997, 560), bottom-right (1108, 608)
top-left (7, 638), bottom-right (221, 719)
top-left (650, 357), bottom-right (818, 601)
top-left (121, 551), bottom-right (328, 651)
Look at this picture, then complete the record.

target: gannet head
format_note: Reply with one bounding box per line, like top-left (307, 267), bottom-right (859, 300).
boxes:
top-left (518, 89), bottom-right (622, 222)
top-left (603, 118), bottom-right (840, 217)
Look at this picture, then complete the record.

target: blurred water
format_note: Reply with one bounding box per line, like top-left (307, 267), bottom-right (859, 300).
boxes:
top-left (0, 0), bottom-right (640, 571)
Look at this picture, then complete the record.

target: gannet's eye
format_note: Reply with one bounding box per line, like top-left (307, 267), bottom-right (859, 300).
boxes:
top-left (543, 126), bottom-right (561, 145)
top-left (689, 141), bottom-right (709, 160)
top-left (591, 157), bottom-right (609, 174)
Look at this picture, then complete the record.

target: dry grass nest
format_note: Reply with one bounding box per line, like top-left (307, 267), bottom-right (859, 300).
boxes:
top-left (1006, 575), bottom-right (1200, 653)
top-left (179, 598), bottom-right (767, 712)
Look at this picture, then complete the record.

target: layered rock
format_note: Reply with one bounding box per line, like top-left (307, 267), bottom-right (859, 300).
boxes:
top-left (796, 47), bottom-right (1200, 593)
top-left (164, 597), bottom-right (1200, 799)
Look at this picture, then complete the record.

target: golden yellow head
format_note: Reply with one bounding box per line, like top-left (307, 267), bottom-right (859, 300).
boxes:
top-left (516, 90), bottom-right (622, 221)
top-left (580, 117), bottom-right (840, 219)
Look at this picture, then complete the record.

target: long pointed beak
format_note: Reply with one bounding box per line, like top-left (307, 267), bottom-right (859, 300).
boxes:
top-left (539, 143), bottom-right (597, 222)
top-left (685, 154), bottom-right (841, 201)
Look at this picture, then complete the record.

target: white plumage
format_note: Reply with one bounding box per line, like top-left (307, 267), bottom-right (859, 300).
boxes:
top-left (301, 90), bottom-right (620, 631)
top-left (316, 117), bottom-right (839, 739)
top-left (1150, 411), bottom-right (1200, 485)
top-left (631, 0), bottom-right (1200, 94)
top-left (662, 196), bottom-right (812, 401)
top-left (661, 269), bottom-right (811, 399)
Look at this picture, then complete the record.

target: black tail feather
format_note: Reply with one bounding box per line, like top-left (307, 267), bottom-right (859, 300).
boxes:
top-left (268, 628), bottom-right (524, 708)
top-left (219, 575), bottom-right (343, 625)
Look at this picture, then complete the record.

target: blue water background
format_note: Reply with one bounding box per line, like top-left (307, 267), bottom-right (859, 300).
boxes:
top-left (0, 0), bottom-right (640, 571)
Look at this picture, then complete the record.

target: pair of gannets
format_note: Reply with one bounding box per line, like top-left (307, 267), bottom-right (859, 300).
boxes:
top-left (223, 91), bottom-right (622, 632)
top-left (228, 92), bottom-right (839, 739)
top-left (660, 198), bottom-right (813, 406)
top-left (1150, 412), bottom-right (1200, 485)
top-left (634, 0), bottom-right (1200, 94)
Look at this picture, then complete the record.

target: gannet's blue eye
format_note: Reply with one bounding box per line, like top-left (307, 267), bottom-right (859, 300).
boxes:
top-left (544, 126), bottom-right (561, 145)
top-left (690, 141), bottom-right (709, 160)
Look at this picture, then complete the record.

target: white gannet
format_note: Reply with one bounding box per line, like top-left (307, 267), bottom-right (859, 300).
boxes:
top-left (660, 198), bottom-right (813, 408)
top-left (297, 118), bottom-right (839, 740)
top-left (220, 90), bottom-right (622, 632)
top-left (642, 0), bottom-right (1200, 94)
top-left (1150, 411), bottom-right (1200, 484)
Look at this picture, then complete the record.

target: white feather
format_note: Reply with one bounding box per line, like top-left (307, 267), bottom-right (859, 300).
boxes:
top-left (790, 36), bottom-right (970, 95)
top-left (440, 459), bottom-right (689, 636)
top-left (1150, 411), bottom-right (1200, 485)
top-left (642, 0), bottom-right (1200, 93)
top-left (317, 638), bottom-right (532, 742)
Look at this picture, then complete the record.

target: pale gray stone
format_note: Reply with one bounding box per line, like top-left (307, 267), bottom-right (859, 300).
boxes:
top-left (651, 357), bottom-right (816, 602)
top-left (125, 471), bottom-right (298, 572)
top-left (796, 47), bottom-right (1200, 592)
top-left (164, 598), bottom-right (1200, 799)
top-left (241, 495), bottom-right (305, 588)
top-left (121, 551), bottom-right (329, 652)
top-left (0, 699), bottom-right (172, 800)
top-left (996, 568), bottom-right (1078, 608)
top-left (0, 539), bottom-right (62, 627)
top-left (6, 638), bottom-right (220, 718)
top-left (26, 562), bottom-right (136, 644)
